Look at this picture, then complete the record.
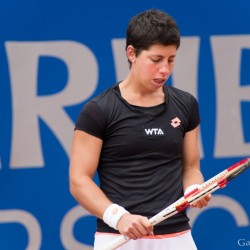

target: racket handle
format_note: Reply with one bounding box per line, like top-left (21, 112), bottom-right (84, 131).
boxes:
top-left (97, 234), bottom-right (130, 250)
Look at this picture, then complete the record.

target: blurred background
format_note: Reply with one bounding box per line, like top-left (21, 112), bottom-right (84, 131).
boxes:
top-left (0, 0), bottom-right (250, 249)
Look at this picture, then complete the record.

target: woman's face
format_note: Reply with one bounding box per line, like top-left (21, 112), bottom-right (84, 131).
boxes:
top-left (131, 44), bottom-right (177, 91)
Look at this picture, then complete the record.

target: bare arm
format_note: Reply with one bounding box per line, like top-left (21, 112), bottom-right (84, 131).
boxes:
top-left (69, 130), bottom-right (112, 219)
top-left (182, 126), bottom-right (203, 189)
top-left (182, 126), bottom-right (211, 208)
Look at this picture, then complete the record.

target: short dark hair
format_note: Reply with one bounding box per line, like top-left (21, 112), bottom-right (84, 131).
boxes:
top-left (126, 9), bottom-right (180, 56)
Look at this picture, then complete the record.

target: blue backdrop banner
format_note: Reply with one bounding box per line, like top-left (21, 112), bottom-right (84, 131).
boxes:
top-left (0, 0), bottom-right (250, 249)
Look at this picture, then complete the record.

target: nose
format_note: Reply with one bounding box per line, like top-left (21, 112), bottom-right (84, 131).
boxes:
top-left (159, 62), bottom-right (170, 76)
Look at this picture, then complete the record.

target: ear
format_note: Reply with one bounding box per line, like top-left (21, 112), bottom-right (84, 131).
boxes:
top-left (126, 45), bottom-right (136, 63)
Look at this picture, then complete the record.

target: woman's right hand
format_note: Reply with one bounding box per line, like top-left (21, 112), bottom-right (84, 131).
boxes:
top-left (117, 213), bottom-right (154, 240)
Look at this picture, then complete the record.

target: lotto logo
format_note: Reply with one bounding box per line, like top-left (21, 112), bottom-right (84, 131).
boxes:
top-left (171, 117), bottom-right (181, 128)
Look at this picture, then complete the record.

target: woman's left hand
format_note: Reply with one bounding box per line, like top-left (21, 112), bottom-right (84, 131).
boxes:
top-left (191, 193), bottom-right (212, 209)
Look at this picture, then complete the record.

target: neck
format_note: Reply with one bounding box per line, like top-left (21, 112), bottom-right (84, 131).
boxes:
top-left (118, 79), bottom-right (165, 107)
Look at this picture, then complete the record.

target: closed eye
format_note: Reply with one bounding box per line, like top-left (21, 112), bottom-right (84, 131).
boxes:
top-left (151, 56), bottom-right (163, 63)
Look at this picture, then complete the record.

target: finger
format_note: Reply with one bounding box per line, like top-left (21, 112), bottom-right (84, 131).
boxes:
top-left (191, 203), bottom-right (198, 208)
top-left (122, 221), bottom-right (146, 239)
top-left (133, 228), bottom-right (145, 239)
top-left (141, 217), bottom-right (154, 236)
top-left (191, 199), bottom-right (205, 208)
top-left (131, 220), bottom-right (152, 238)
top-left (197, 197), bottom-right (210, 208)
top-left (127, 231), bottom-right (137, 240)
top-left (147, 225), bottom-right (154, 236)
top-left (205, 194), bottom-right (212, 201)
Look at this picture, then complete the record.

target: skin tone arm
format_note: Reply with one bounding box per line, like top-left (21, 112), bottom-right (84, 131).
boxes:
top-left (69, 130), bottom-right (111, 218)
top-left (182, 126), bottom-right (211, 208)
top-left (69, 130), bottom-right (153, 239)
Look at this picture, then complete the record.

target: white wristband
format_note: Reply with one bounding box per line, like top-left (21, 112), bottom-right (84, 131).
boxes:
top-left (103, 204), bottom-right (129, 230)
top-left (184, 184), bottom-right (200, 196)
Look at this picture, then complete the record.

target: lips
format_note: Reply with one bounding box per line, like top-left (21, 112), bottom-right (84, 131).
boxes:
top-left (152, 78), bottom-right (166, 87)
top-left (154, 78), bottom-right (165, 83)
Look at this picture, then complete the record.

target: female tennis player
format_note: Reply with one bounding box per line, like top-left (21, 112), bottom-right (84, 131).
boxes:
top-left (69, 8), bottom-right (211, 250)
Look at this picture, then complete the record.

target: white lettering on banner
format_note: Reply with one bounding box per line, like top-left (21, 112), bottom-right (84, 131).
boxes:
top-left (0, 209), bottom-right (42, 250)
top-left (172, 37), bottom-right (204, 158)
top-left (112, 37), bottom-right (204, 158)
top-left (60, 205), bottom-right (93, 250)
top-left (187, 194), bottom-right (250, 227)
top-left (111, 39), bottom-right (128, 82)
top-left (211, 36), bottom-right (250, 157)
top-left (5, 41), bottom-right (98, 168)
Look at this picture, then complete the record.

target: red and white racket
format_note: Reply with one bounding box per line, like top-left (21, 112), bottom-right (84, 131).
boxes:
top-left (99, 158), bottom-right (250, 250)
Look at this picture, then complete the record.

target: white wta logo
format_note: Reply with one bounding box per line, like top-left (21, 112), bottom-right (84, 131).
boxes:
top-left (144, 128), bottom-right (164, 135)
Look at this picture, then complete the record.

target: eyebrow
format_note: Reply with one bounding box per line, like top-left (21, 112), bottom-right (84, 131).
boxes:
top-left (150, 54), bottom-right (176, 58)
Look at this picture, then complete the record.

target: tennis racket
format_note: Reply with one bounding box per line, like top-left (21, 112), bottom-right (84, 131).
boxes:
top-left (99, 158), bottom-right (250, 250)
